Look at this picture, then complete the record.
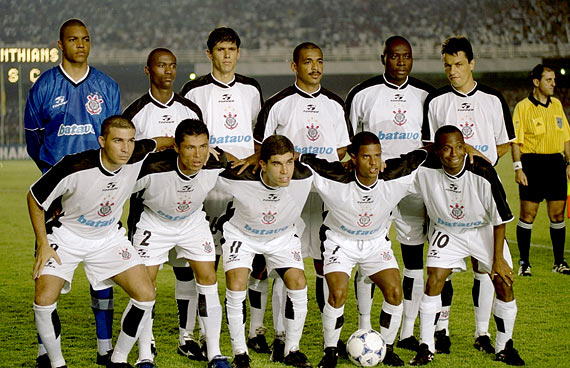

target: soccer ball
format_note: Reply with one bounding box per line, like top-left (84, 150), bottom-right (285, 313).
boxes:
top-left (346, 329), bottom-right (386, 367)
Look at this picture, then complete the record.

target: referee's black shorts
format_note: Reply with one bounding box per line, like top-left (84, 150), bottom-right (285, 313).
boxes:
top-left (519, 153), bottom-right (567, 202)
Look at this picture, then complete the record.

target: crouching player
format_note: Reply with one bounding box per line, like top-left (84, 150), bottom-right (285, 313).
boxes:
top-left (28, 116), bottom-right (171, 368)
top-left (218, 135), bottom-right (313, 368)
top-left (128, 119), bottom-right (229, 368)
top-left (409, 126), bottom-right (524, 366)
top-left (300, 132), bottom-right (428, 368)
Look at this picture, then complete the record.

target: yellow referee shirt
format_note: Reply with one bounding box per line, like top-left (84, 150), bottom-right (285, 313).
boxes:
top-left (513, 94), bottom-right (570, 154)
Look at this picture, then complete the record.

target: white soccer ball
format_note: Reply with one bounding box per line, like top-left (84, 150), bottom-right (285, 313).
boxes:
top-left (346, 329), bottom-right (386, 367)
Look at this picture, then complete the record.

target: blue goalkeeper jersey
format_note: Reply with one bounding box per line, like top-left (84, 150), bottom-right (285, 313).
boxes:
top-left (25, 65), bottom-right (121, 172)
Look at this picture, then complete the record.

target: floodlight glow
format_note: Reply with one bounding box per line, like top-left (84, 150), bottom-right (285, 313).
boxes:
top-left (189, 72), bottom-right (196, 80)
top-left (561, 68), bottom-right (566, 76)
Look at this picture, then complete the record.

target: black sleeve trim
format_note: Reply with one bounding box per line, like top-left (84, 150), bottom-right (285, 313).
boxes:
top-left (122, 93), bottom-right (152, 120)
top-left (235, 74), bottom-right (264, 104)
top-left (179, 74), bottom-right (212, 97)
top-left (254, 86), bottom-right (297, 142)
top-left (477, 84), bottom-right (515, 140)
top-left (381, 149), bottom-right (427, 181)
top-left (300, 154), bottom-right (352, 183)
top-left (174, 93), bottom-right (204, 121)
top-left (421, 86), bottom-right (453, 141)
top-left (467, 157), bottom-right (513, 221)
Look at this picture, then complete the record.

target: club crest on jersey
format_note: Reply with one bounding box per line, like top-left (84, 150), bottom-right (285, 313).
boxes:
top-left (357, 212), bottom-right (373, 227)
top-left (224, 112), bottom-right (238, 130)
top-left (261, 210), bottom-right (277, 225)
top-left (381, 250), bottom-right (393, 261)
top-left (119, 248), bottom-right (132, 260)
top-left (291, 249), bottom-right (301, 262)
top-left (202, 241), bottom-right (213, 253)
top-left (98, 201), bottom-right (115, 217)
top-left (306, 123), bottom-right (320, 141)
top-left (85, 93), bottom-right (104, 115)
top-left (557, 117), bottom-right (563, 129)
top-left (176, 200), bottom-right (192, 213)
top-left (459, 121), bottom-right (475, 139)
top-left (450, 203), bottom-right (465, 220)
top-left (392, 108), bottom-right (407, 126)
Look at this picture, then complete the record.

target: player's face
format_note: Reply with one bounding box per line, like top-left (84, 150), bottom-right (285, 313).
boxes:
top-left (98, 127), bottom-right (136, 171)
top-left (207, 41), bottom-right (240, 75)
top-left (436, 132), bottom-right (466, 175)
top-left (536, 70), bottom-right (556, 97)
top-left (145, 51), bottom-right (177, 91)
top-left (260, 152), bottom-right (295, 187)
top-left (383, 40), bottom-right (413, 85)
top-left (352, 144), bottom-right (382, 186)
top-left (58, 25), bottom-right (90, 64)
top-left (292, 48), bottom-right (323, 92)
top-left (175, 133), bottom-right (209, 175)
top-left (443, 52), bottom-right (475, 93)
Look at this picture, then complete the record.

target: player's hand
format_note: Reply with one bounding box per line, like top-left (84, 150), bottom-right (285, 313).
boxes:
top-left (491, 257), bottom-right (514, 287)
top-left (232, 152), bottom-right (261, 174)
top-left (33, 243), bottom-right (61, 279)
top-left (514, 169), bottom-right (528, 186)
top-left (208, 146), bottom-right (220, 161)
top-left (464, 143), bottom-right (491, 164)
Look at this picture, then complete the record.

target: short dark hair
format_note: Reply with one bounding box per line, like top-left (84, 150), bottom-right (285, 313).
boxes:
top-left (59, 18), bottom-right (87, 42)
top-left (260, 135), bottom-right (294, 162)
top-left (175, 119), bottom-right (209, 146)
top-left (441, 36), bottom-right (473, 62)
top-left (101, 115), bottom-right (135, 137)
top-left (434, 125), bottom-right (464, 148)
top-left (382, 36), bottom-right (411, 58)
top-left (348, 132), bottom-right (381, 156)
top-left (530, 64), bottom-right (554, 83)
top-left (207, 27), bottom-right (241, 51)
top-left (292, 42), bottom-right (322, 64)
top-left (146, 48), bottom-right (175, 67)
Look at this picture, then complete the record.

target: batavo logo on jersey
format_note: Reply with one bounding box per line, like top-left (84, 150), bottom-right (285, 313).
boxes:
top-left (57, 123), bottom-right (96, 136)
top-left (460, 121), bottom-right (475, 139)
top-left (393, 109), bottom-right (407, 126)
top-left (85, 92), bottom-right (104, 115)
top-left (377, 130), bottom-right (420, 141)
top-left (176, 199), bottom-right (192, 212)
top-left (261, 210), bottom-right (277, 225)
top-left (118, 248), bottom-right (132, 261)
top-left (157, 209), bottom-right (191, 221)
top-left (98, 201), bottom-right (114, 217)
top-left (77, 215), bottom-right (116, 228)
top-left (357, 212), bottom-right (373, 227)
top-left (436, 217), bottom-right (482, 227)
top-left (339, 224), bottom-right (381, 236)
top-left (244, 223), bottom-right (289, 235)
top-left (202, 240), bottom-right (213, 253)
top-left (294, 145), bottom-right (334, 155)
top-left (306, 121), bottom-right (320, 141)
top-left (209, 134), bottom-right (251, 145)
top-left (224, 112), bottom-right (238, 130)
top-left (449, 203), bottom-right (465, 220)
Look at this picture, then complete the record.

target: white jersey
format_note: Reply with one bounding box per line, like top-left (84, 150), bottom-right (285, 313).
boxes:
top-left (301, 150), bottom-right (427, 240)
top-left (422, 83), bottom-right (515, 165)
top-left (180, 73), bottom-right (262, 159)
top-left (128, 149), bottom-right (226, 234)
top-left (216, 162), bottom-right (313, 241)
top-left (30, 140), bottom-right (157, 240)
top-left (346, 75), bottom-right (433, 160)
top-left (254, 84), bottom-right (352, 162)
top-left (409, 153), bottom-right (513, 234)
top-left (122, 91), bottom-right (202, 140)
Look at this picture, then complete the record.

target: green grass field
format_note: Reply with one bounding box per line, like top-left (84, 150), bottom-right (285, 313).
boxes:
top-left (1, 159), bottom-right (569, 367)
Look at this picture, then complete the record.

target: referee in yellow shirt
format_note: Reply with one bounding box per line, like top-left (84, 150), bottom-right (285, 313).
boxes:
top-left (512, 64), bottom-right (570, 276)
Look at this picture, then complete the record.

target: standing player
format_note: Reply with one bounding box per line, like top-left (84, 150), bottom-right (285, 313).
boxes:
top-left (409, 126), bottom-right (524, 366)
top-left (218, 135), bottom-right (313, 368)
top-left (28, 116), bottom-right (172, 368)
top-left (345, 36), bottom-right (434, 350)
top-left (123, 48), bottom-right (206, 360)
top-left (24, 18), bottom-right (120, 367)
top-left (252, 42), bottom-right (351, 358)
top-left (512, 64), bottom-right (570, 276)
top-left (180, 28), bottom-right (269, 354)
top-left (421, 36), bottom-right (515, 354)
top-left (128, 119), bottom-right (230, 368)
top-left (301, 132), bottom-right (428, 368)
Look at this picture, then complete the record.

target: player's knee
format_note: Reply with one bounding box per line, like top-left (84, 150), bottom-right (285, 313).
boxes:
top-left (34, 292), bottom-right (58, 306)
top-left (425, 274), bottom-right (446, 296)
top-left (196, 271), bottom-right (217, 286)
top-left (384, 286), bottom-right (403, 305)
top-left (493, 279), bottom-right (514, 302)
top-left (328, 288), bottom-right (347, 307)
top-left (284, 270), bottom-right (306, 290)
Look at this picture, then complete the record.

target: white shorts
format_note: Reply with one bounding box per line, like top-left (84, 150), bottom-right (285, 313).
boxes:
top-left (204, 186), bottom-right (233, 256)
top-left (301, 192), bottom-right (324, 260)
top-left (425, 224), bottom-right (513, 273)
top-left (132, 211), bottom-right (216, 266)
top-left (322, 229), bottom-right (399, 279)
top-left (40, 225), bottom-right (143, 293)
top-left (222, 222), bottom-right (304, 277)
top-left (391, 193), bottom-right (427, 245)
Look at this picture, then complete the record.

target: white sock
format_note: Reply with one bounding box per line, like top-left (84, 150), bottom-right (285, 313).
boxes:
top-left (111, 299), bottom-right (154, 363)
top-left (137, 305), bottom-right (154, 363)
top-left (284, 287), bottom-right (308, 355)
top-left (196, 283), bottom-right (222, 360)
top-left (37, 342), bottom-right (47, 357)
top-left (175, 277), bottom-right (197, 344)
top-left (400, 268), bottom-right (423, 340)
top-left (272, 278), bottom-right (286, 338)
top-left (473, 272), bottom-right (494, 337)
top-left (322, 302), bottom-right (344, 348)
top-left (419, 294), bottom-right (441, 353)
top-left (34, 302), bottom-right (66, 367)
top-left (493, 299), bottom-right (517, 352)
top-left (379, 301), bottom-right (403, 345)
top-left (355, 270), bottom-right (373, 330)
top-left (248, 277), bottom-right (269, 338)
top-left (225, 289), bottom-right (247, 355)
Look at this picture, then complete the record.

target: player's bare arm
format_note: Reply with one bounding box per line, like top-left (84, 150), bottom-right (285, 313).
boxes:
top-left (337, 146), bottom-right (348, 161)
top-left (496, 142), bottom-right (511, 158)
top-left (28, 192), bottom-right (61, 279)
top-left (491, 223), bottom-right (513, 287)
top-left (464, 143), bottom-right (490, 164)
top-left (152, 136), bottom-right (175, 151)
top-left (232, 142), bottom-right (261, 174)
top-left (511, 143), bottom-right (528, 186)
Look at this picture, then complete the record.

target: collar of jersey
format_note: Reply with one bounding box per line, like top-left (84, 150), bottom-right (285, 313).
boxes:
top-left (354, 172), bottom-right (378, 190)
top-left (58, 64), bottom-right (91, 87)
top-left (294, 83), bottom-right (321, 98)
top-left (528, 93), bottom-right (551, 108)
top-left (442, 155), bottom-right (467, 180)
top-left (176, 158), bottom-right (199, 181)
top-left (98, 150), bottom-right (122, 176)
top-left (450, 81), bottom-right (478, 97)
top-left (210, 73), bottom-right (236, 88)
top-left (148, 89), bottom-right (175, 108)
top-left (259, 171), bottom-right (282, 190)
top-left (382, 74), bottom-right (409, 90)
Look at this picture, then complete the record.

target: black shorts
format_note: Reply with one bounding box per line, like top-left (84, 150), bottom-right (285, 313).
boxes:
top-left (519, 153), bottom-right (567, 202)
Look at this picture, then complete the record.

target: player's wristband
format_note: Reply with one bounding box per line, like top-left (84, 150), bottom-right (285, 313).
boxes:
top-left (513, 161), bottom-right (522, 170)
